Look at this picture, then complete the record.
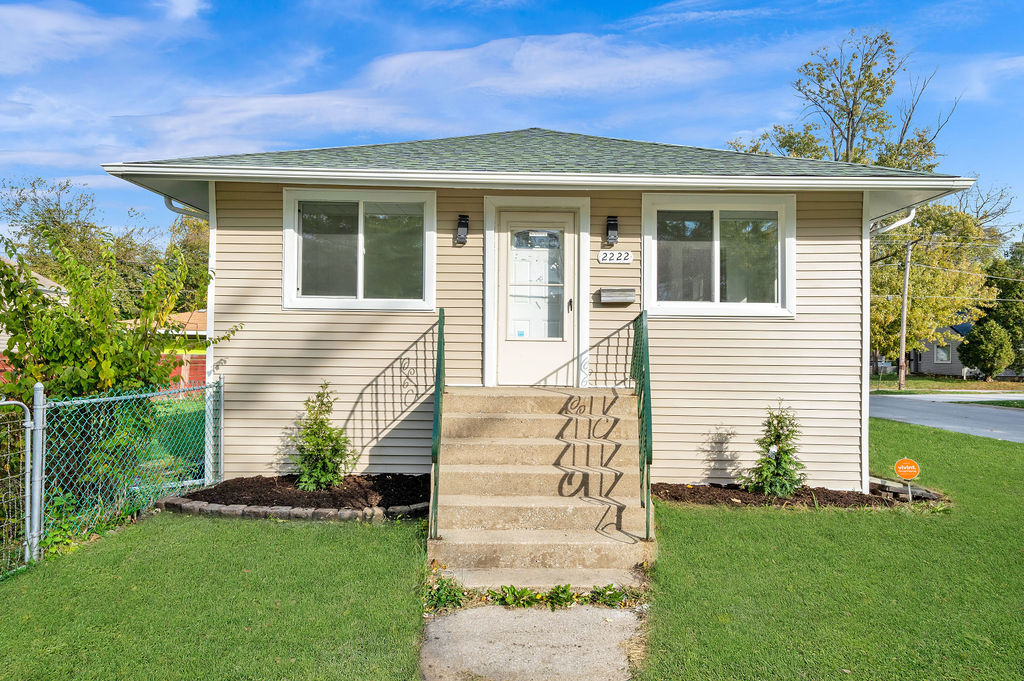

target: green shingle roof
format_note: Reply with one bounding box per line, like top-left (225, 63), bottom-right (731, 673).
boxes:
top-left (130, 128), bottom-right (950, 179)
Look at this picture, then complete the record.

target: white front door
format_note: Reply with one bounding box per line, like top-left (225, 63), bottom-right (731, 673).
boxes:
top-left (497, 211), bottom-right (577, 385)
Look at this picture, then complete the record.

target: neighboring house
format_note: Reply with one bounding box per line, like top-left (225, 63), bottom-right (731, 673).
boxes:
top-left (913, 323), bottom-right (1019, 378)
top-left (0, 258), bottom-right (65, 375)
top-left (123, 309), bottom-right (209, 384)
top-left (103, 128), bottom-right (973, 496)
top-left (165, 310), bottom-right (208, 385)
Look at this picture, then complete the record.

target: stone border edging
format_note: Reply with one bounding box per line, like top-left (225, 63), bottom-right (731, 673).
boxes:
top-left (156, 496), bottom-right (429, 523)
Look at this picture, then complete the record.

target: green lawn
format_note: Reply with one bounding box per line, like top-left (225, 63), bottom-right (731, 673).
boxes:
top-left (640, 418), bottom-right (1024, 681)
top-left (870, 372), bottom-right (1022, 393)
top-left (956, 400), bottom-right (1024, 410)
top-left (0, 515), bottom-right (425, 681)
top-left (5, 420), bottom-right (1024, 681)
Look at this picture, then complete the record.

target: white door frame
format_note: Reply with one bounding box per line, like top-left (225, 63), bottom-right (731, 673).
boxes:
top-left (484, 196), bottom-right (591, 387)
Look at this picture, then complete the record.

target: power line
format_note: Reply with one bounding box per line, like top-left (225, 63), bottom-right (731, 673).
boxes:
top-left (870, 262), bottom-right (1024, 283)
top-left (872, 295), bottom-right (1024, 302)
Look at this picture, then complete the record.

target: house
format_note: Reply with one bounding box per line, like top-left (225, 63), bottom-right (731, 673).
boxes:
top-left (913, 323), bottom-right (1018, 378)
top-left (122, 308), bottom-right (209, 384)
top-left (104, 128), bottom-right (972, 582)
top-left (164, 310), bottom-right (208, 384)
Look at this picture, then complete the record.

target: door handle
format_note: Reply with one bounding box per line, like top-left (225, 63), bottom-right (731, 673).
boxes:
top-left (568, 298), bottom-right (573, 312)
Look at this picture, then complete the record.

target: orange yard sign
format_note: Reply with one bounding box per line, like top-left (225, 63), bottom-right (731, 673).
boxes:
top-left (894, 458), bottom-right (920, 481)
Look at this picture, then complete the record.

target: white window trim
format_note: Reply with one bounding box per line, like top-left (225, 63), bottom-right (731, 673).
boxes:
top-left (282, 188), bottom-right (436, 311)
top-left (641, 193), bottom-right (797, 317)
top-left (934, 342), bottom-right (952, 364)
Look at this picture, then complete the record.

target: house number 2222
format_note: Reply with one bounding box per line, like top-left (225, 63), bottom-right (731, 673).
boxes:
top-left (597, 250), bottom-right (634, 264)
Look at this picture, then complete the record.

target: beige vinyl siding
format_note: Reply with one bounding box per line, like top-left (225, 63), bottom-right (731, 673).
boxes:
top-left (215, 182), bottom-right (472, 477)
top-left (214, 183), bottom-right (865, 489)
top-left (606, 191), bottom-right (864, 490)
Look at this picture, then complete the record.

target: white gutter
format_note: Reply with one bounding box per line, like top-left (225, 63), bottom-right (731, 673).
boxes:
top-left (870, 207), bottom-right (916, 235)
top-left (164, 196), bottom-right (209, 219)
top-left (102, 162), bottom-right (975, 193)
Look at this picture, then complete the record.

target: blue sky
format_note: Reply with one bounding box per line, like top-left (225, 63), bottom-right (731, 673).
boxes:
top-left (2, 0), bottom-right (1023, 236)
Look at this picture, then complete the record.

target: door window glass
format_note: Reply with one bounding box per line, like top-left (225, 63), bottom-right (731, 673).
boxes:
top-left (508, 229), bottom-right (564, 339)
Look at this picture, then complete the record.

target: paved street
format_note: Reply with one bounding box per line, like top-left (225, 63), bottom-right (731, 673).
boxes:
top-left (870, 393), bottom-right (1024, 443)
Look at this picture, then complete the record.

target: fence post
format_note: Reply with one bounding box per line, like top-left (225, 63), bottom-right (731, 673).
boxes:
top-left (204, 379), bottom-right (214, 486)
top-left (22, 408), bottom-right (32, 564)
top-left (217, 376), bottom-right (224, 483)
top-left (30, 382), bottom-right (45, 561)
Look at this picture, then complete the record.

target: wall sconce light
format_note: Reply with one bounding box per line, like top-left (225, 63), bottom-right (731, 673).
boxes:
top-left (456, 214), bottom-right (469, 245)
top-left (605, 216), bottom-right (619, 245)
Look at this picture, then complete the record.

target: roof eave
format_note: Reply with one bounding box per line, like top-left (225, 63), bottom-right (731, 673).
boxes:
top-left (102, 163), bottom-right (975, 219)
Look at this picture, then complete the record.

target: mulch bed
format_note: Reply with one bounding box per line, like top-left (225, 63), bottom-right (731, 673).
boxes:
top-left (652, 482), bottom-right (895, 508)
top-left (187, 474), bottom-right (429, 510)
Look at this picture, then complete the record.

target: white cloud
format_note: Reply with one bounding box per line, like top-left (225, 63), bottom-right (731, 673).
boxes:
top-left (945, 54), bottom-right (1024, 101)
top-left (364, 33), bottom-right (729, 96)
top-left (0, 28), bottom-right (824, 167)
top-left (418, 0), bottom-right (528, 7)
top-left (154, 0), bottom-right (209, 21)
top-left (620, 1), bottom-right (780, 30)
top-left (0, 3), bottom-right (143, 75)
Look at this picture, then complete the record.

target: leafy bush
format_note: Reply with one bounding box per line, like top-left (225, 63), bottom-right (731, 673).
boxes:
top-left (423, 576), bottom-right (467, 612)
top-left (957, 320), bottom-right (1015, 380)
top-left (0, 234), bottom-right (233, 404)
top-left (740, 402), bottom-right (805, 498)
top-left (289, 381), bottom-right (356, 491)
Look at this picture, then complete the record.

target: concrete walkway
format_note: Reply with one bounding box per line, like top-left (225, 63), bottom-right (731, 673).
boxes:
top-left (420, 606), bottom-right (641, 681)
top-left (870, 393), bottom-right (1024, 442)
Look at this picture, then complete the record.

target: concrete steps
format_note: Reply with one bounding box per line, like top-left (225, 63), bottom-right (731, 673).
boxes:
top-left (438, 494), bottom-right (646, 532)
top-left (427, 386), bottom-right (653, 589)
top-left (441, 567), bottom-right (642, 591)
top-left (438, 464), bottom-right (640, 499)
top-left (441, 438), bottom-right (638, 466)
top-left (428, 529), bottom-right (651, 570)
top-left (442, 412), bottom-right (637, 439)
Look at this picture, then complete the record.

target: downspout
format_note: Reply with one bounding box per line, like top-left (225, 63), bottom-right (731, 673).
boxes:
top-left (870, 207), bottom-right (916, 235)
top-left (164, 196), bottom-right (209, 220)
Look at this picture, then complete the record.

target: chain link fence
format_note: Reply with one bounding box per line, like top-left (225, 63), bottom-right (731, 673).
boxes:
top-left (42, 380), bottom-right (223, 543)
top-left (0, 378), bottom-right (223, 576)
top-left (0, 404), bottom-right (30, 575)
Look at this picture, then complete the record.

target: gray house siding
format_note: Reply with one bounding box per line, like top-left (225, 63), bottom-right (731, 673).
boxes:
top-left (913, 329), bottom-right (1017, 378)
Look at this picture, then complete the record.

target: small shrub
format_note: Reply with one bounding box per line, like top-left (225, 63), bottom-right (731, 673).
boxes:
top-left (487, 584), bottom-right (542, 608)
top-left (740, 401), bottom-right (805, 498)
top-left (424, 576), bottom-right (467, 612)
top-left (289, 381), bottom-right (356, 491)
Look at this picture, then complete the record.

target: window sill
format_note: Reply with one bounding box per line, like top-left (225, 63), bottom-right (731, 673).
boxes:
top-left (647, 303), bottom-right (796, 319)
top-left (282, 297), bottom-right (434, 312)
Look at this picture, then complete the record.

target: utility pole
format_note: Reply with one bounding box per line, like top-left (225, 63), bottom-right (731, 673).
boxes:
top-left (898, 238), bottom-right (923, 391)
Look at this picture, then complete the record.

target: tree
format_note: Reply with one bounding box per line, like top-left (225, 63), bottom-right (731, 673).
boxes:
top-left (729, 29), bottom-right (955, 172)
top-left (740, 402), bottom-right (805, 498)
top-left (957, 320), bottom-right (1015, 381)
top-left (165, 216), bottom-right (210, 311)
top-left (977, 242), bottom-right (1024, 373)
top-left (0, 230), bottom-right (232, 403)
top-left (1, 178), bottom-right (164, 318)
top-left (870, 204), bottom-right (1000, 358)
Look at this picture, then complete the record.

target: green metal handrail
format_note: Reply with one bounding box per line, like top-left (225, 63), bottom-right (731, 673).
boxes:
top-left (429, 308), bottom-right (445, 540)
top-left (630, 310), bottom-right (654, 541)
